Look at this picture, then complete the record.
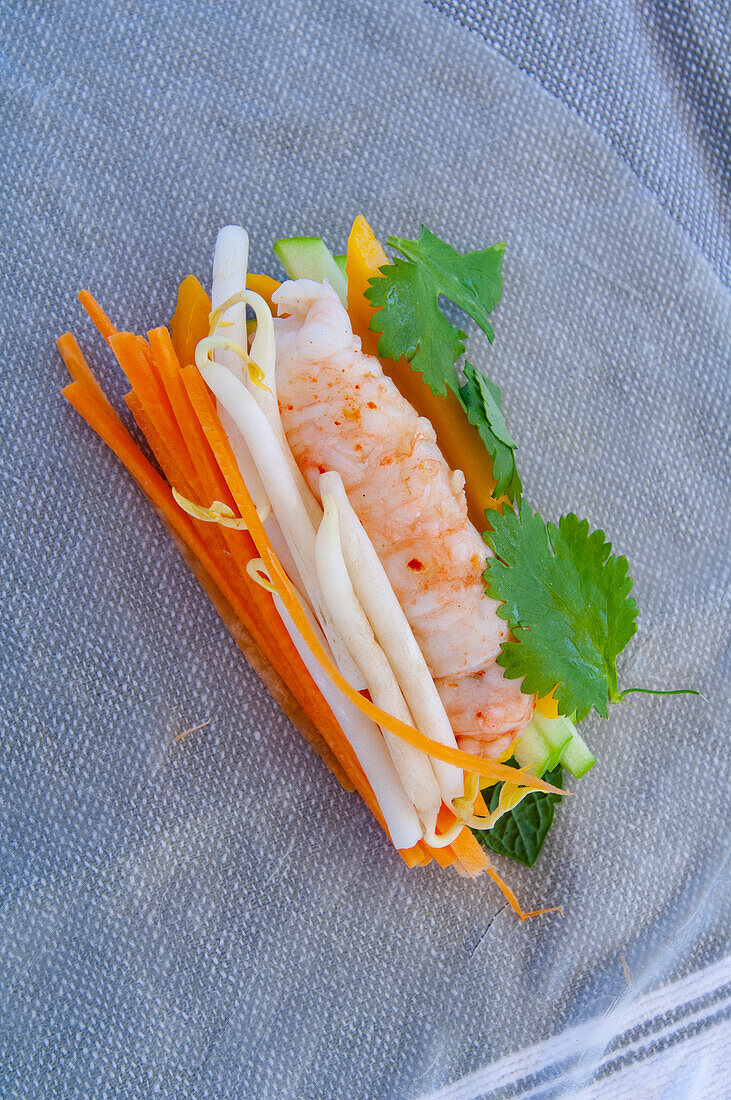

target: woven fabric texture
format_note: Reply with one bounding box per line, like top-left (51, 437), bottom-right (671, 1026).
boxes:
top-left (1, 1), bottom-right (729, 1097)
top-left (430, 0), bottom-right (731, 284)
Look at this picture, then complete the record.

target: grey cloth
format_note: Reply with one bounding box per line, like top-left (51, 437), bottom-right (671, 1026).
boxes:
top-left (430, 0), bottom-right (731, 285)
top-left (1, 2), bottom-right (729, 1098)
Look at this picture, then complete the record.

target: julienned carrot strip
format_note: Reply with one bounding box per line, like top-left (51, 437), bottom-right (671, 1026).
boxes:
top-left (433, 806), bottom-right (474, 873)
top-left (402, 843), bottom-right (432, 868)
top-left (122, 336), bottom-right (255, 600)
top-left (78, 290), bottom-right (118, 342)
top-left (474, 790), bottom-right (489, 816)
top-left (448, 823), bottom-right (489, 877)
top-left (149, 327), bottom-right (247, 525)
top-left (124, 392), bottom-right (192, 497)
top-left (431, 800), bottom-right (557, 911)
top-left (149, 328), bottom-right (254, 555)
top-left (56, 333), bottom-right (126, 430)
top-left (109, 331), bottom-right (202, 497)
top-left (110, 332), bottom-right (172, 416)
top-left (442, 811), bottom-right (559, 920)
top-left (180, 364), bottom-right (562, 798)
top-left (424, 839), bottom-right (457, 869)
top-left (124, 387), bottom-right (230, 558)
top-left (483, 860), bottom-right (562, 921)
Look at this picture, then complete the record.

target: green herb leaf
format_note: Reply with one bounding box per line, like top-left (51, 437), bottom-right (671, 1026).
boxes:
top-left (365, 256), bottom-right (466, 395)
top-left (473, 762), bottom-right (563, 867)
top-left (483, 502), bottom-right (639, 720)
top-left (459, 363), bottom-right (522, 502)
top-left (364, 226), bottom-right (504, 396)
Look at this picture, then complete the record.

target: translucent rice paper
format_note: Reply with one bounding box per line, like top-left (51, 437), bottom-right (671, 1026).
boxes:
top-left (1, 1), bottom-right (728, 1096)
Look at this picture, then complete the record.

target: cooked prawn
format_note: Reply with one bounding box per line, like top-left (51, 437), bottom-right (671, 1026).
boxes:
top-left (273, 279), bottom-right (534, 758)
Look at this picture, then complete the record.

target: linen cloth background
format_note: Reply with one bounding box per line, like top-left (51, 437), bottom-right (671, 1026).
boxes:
top-left (1, 1), bottom-right (729, 1097)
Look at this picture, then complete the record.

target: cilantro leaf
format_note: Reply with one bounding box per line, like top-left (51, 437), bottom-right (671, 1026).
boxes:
top-left (365, 256), bottom-right (466, 395)
top-left (365, 225), bottom-right (504, 396)
top-left (387, 227), bottom-right (504, 340)
top-left (459, 363), bottom-right (522, 502)
top-left (483, 502), bottom-right (638, 720)
top-left (473, 762), bottom-right (563, 867)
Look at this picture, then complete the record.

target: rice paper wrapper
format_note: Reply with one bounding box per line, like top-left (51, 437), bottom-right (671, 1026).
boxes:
top-left (1, 1), bottom-right (728, 1096)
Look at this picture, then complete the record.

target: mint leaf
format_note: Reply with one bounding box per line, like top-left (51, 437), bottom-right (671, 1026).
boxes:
top-left (473, 762), bottom-right (563, 867)
top-left (483, 502), bottom-right (639, 720)
top-left (459, 363), bottom-right (522, 502)
top-left (364, 225), bottom-right (504, 396)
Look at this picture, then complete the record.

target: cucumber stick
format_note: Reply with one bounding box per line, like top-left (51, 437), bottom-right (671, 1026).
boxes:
top-left (533, 711), bottom-right (596, 778)
top-left (514, 712), bottom-right (572, 776)
top-left (531, 713), bottom-right (575, 771)
top-left (513, 724), bottom-right (552, 775)
top-left (514, 710), bottom-right (595, 779)
top-left (272, 237), bottom-right (347, 304)
top-left (560, 726), bottom-right (596, 778)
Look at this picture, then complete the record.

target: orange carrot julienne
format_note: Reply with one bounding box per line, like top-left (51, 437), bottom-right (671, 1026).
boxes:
top-left (123, 389), bottom-right (268, 641)
top-left (110, 332), bottom-right (171, 415)
top-left (402, 843), bottom-right (432, 868)
top-left (78, 290), bottom-right (118, 342)
top-left (122, 393), bottom-right (252, 624)
top-left (148, 327), bottom-right (246, 531)
top-left (110, 331), bottom-right (203, 497)
top-left (180, 363), bottom-right (562, 797)
top-left (483, 860), bottom-right (563, 921)
top-left (56, 332), bottom-right (126, 430)
top-left (424, 839), bottom-right (457, 869)
top-left (121, 339), bottom-right (256, 606)
top-left (124, 391), bottom-right (192, 497)
top-left (449, 825), bottom-right (490, 878)
top-left (435, 803), bottom-right (560, 918)
top-left (149, 336), bottom-right (269, 618)
top-left (474, 790), bottom-right (489, 816)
